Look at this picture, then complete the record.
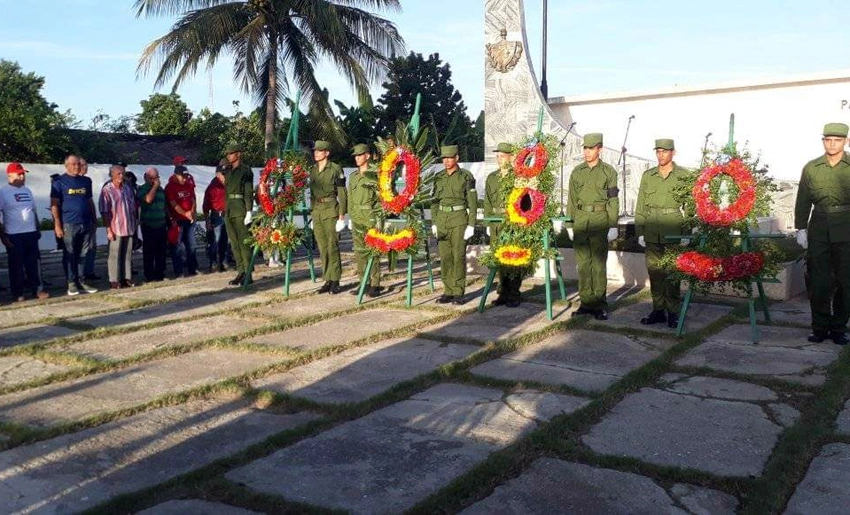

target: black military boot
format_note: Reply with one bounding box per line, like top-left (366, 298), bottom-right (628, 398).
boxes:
top-left (317, 281), bottom-right (332, 294)
top-left (830, 331), bottom-right (848, 346)
top-left (640, 310), bottom-right (667, 325)
top-left (808, 331), bottom-right (829, 343)
top-left (228, 273), bottom-right (245, 286)
top-left (329, 281), bottom-right (341, 294)
top-left (667, 311), bottom-right (680, 329)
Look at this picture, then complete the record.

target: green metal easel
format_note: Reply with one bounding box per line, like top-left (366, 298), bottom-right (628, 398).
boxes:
top-left (356, 93), bottom-right (435, 306)
top-left (243, 91), bottom-right (317, 292)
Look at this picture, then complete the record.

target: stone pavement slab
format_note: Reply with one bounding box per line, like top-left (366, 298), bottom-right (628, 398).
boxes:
top-left (109, 278), bottom-right (235, 302)
top-left (765, 294), bottom-right (810, 326)
top-left (247, 308), bottom-right (439, 351)
top-left (0, 323), bottom-right (80, 348)
top-left (138, 500), bottom-right (261, 515)
top-left (471, 330), bottom-right (668, 393)
top-left (0, 357), bottom-right (71, 388)
top-left (69, 292), bottom-right (271, 331)
top-left (504, 391), bottom-right (590, 422)
top-left (583, 387), bottom-right (783, 477)
top-left (836, 399), bottom-right (850, 435)
top-left (226, 383), bottom-right (587, 514)
top-left (252, 293), bottom-right (361, 321)
top-left (785, 443), bottom-right (850, 515)
top-left (62, 315), bottom-right (270, 361)
top-left (589, 301), bottom-right (733, 334)
top-left (461, 458), bottom-right (737, 514)
top-left (0, 299), bottom-right (119, 329)
top-left (253, 337), bottom-right (477, 404)
top-left (661, 375), bottom-right (778, 402)
top-left (0, 349), bottom-right (281, 427)
top-left (419, 303), bottom-right (553, 343)
top-left (0, 397), bottom-right (317, 515)
top-left (677, 325), bottom-right (840, 385)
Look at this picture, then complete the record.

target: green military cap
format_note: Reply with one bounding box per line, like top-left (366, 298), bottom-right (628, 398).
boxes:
top-left (223, 142), bottom-right (243, 155)
top-left (823, 123), bottom-right (849, 137)
top-left (351, 143), bottom-right (371, 156)
top-left (493, 142), bottom-right (513, 153)
top-left (583, 133), bottom-right (603, 147)
top-left (654, 138), bottom-right (675, 150)
top-left (440, 145), bottom-right (459, 158)
top-left (314, 140), bottom-right (332, 151)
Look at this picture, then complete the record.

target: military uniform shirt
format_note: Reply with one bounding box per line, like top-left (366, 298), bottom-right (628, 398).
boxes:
top-left (223, 163), bottom-right (254, 217)
top-left (310, 161), bottom-right (347, 220)
top-left (566, 160), bottom-right (619, 231)
top-left (795, 152), bottom-right (850, 242)
top-left (483, 170), bottom-right (506, 220)
top-left (348, 168), bottom-right (379, 226)
top-left (634, 164), bottom-right (687, 244)
top-left (431, 167), bottom-right (477, 228)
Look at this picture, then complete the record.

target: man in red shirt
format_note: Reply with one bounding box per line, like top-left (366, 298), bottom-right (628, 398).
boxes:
top-left (164, 165), bottom-right (198, 276)
top-left (203, 160), bottom-right (232, 273)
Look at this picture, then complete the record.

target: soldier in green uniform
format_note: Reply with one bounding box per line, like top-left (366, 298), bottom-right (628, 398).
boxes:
top-left (222, 143), bottom-right (254, 286)
top-left (347, 143), bottom-right (382, 297)
top-left (794, 123), bottom-right (850, 346)
top-left (485, 142), bottom-right (522, 307)
top-left (430, 145), bottom-right (478, 304)
top-left (635, 139), bottom-right (688, 328)
top-left (309, 140), bottom-right (347, 294)
top-left (565, 133), bottom-right (620, 320)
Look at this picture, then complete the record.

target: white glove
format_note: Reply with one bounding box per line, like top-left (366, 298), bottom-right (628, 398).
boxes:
top-left (463, 226), bottom-right (475, 240)
top-left (431, 224), bottom-right (438, 237)
top-left (607, 228), bottom-right (618, 242)
top-left (243, 211), bottom-right (253, 225)
top-left (566, 228), bottom-right (574, 240)
top-left (796, 229), bottom-right (808, 250)
top-left (638, 235), bottom-right (646, 247)
top-left (730, 229), bottom-right (741, 236)
top-left (486, 227), bottom-right (491, 237)
top-left (309, 220), bottom-right (314, 230)
top-left (552, 220), bottom-right (564, 234)
top-left (335, 219), bottom-right (345, 232)
top-left (680, 238), bottom-right (690, 247)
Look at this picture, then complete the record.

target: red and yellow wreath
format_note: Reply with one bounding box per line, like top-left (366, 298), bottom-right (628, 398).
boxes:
top-left (676, 250), bottom-right (765, 282)
top-left (258, 157), bottom-right (309, 216)
top-left (506, 187), bottom-right (547, 226)
top-left (494, 245), bottom-right (533, 267)
top-left (378, 147), bottom-right (421, 214)
top-left (513, 142), bottom-right (549, 179)
top-left (249, 223), bottom-right (301, 254)
top-left (693, 158), bottom-right (756, 226)
top-left (365, 227), bottom-right (417, 253)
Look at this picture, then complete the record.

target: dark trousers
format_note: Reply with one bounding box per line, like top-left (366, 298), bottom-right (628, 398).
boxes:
top-left (206, 212), bottom-right (231, 265)
top-left (170, 220), bottom-right (198, 276)
top-left (7, 232), bottom-right (40, 297)
top-left (141, 225), bottom-right (167, 281)
top-left (808, 239), bottom-right (850, 332)
top-left (84, 225), bottom-right (97, 276)
top-left (62, 223), bottom-right (93, 285)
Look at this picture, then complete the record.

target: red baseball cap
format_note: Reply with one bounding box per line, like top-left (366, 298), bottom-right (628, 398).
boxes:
top-left (6, 163), bottom-right (28, 174)
top-left (172, 155), bottom-right (187, 166)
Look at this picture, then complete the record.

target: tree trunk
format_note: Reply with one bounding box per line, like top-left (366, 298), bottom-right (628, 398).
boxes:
top-left (264, 42), bottom-right (278, 158)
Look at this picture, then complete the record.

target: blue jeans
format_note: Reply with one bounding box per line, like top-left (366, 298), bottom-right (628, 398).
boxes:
top-left (206, 212), bottom-right (231, 265)
top-left (62, 223), bottom-right (93, 285)
top-left (170, 220), bottom-right (197, 276)
top-left (84, 225), bottom-right (97, 276)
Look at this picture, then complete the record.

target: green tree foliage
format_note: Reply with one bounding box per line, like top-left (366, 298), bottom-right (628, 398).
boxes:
top-left (134, 0), bottom-right (404, 156)
top-left (136, 92), bottom-right (192, 135)
top-left (374, 52), bottom-right (481, 160)
top-left (187, 101), bottom-right (264, 166)
top-left (335, 97), bottom-right (378, 151)
top-left (0, 60), bottom-right (72, 161)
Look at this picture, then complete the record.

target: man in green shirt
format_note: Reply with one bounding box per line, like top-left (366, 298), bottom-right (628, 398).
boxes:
top-left (794, 122), bottom-right (850, 346)
top-left (222, 142), bottom-right (254, 286)
top-left (347, 143), bottom-right (382, 297)
top-left (138, 167), bottom-right (168, 282)
top-left (635, 139), bottom-right (688, 328)
top-left (309, 140), bottom-right (348, 294)
top-left (566, 133), bottom-right (619, 320)
top-left (484, 142), bottom-right (522, 307)
top-left (431, 145), bottom-right (477, 304)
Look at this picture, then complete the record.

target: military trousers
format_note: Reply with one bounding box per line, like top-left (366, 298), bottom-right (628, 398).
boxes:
top-left (437, 224), bottom-right (467, 296)
top-left (224, 214), bottom-right (252, 274)
top-left (573, 229), bottom-right (609, 309)
top-left (645, 242), bottom-right (680, 312)
top-left (313, 214), bottom-right (342, 282)
top-left (807, 239), bottom-right (850, 333)
top-left (490, 224), bottom-right (522, 301)
top-left (352, 221), bottom-right (380, 287)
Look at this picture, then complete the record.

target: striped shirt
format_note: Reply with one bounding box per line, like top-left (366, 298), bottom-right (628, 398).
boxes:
top-left (99, 182), bottom-right (138, 237)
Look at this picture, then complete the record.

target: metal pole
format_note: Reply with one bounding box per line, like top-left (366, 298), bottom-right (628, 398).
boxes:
top-left (540, 0), bottom-right (549, 99)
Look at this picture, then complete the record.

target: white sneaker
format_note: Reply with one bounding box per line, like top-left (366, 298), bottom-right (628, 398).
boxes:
top-left (67, 283), bottom-right (80, 296)
top-left (80, 282), bottom-right (98, 294)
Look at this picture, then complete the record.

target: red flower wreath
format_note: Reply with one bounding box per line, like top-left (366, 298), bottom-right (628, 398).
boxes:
top-left (693, 158), bottom-right (756, 226)
top-left (364, 227), bottom-right (417, 253)
top-left (513, 142), bottom-right (549, 179)
top-left (258, 157), bottom-right (308, 216)
top-left (506, 187), bottom-right (547, 226)
top-left (676, 250), bottom-right (765, 282)
top-left (378, 147), bottom-right (421, 214)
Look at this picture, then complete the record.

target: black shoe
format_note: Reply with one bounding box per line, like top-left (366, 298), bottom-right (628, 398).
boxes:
top-left (329, 281), bottom-right (341, 294)
top-left (640, 310), bottom-right (667, 325)
top-left (84, 273), bottom-right (101, 281)
top-left (594, 308), bottom-right (608, 321)
top-left (217, 263), bottom-right (226, 273)
top-left (492, 296), bottom-right (507, 306)
top-left (808, 331), bottom-right (829, 343)
top-left (435, 295), bottom-right (453, 304)
top-left (830, 331), bottom-right (848, 346)
top-left (571, 306), bottom-right (594, 318)
top-left (452, 296), bottom-right (466, 305)
top-left (667, 311), bottom-right (680, 329)
top-left (367, 286), bottom-right (383, 298)
top-left (317, 282), bottom-right (332, 294)
top-left (228, 273), bottom-right (245, 286)
top-left (506, 299), bottom-right (521, 308)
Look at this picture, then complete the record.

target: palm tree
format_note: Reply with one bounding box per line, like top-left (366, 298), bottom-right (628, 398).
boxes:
top-left (134, 0), bottom-right (404, 155)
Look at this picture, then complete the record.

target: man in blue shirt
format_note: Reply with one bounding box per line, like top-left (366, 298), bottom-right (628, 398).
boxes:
top-left (50, 154), bottom-right (99, 295)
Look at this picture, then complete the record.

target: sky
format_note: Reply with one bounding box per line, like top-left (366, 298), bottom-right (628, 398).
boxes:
top-left (2, 0), bottom-right (849, 125)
